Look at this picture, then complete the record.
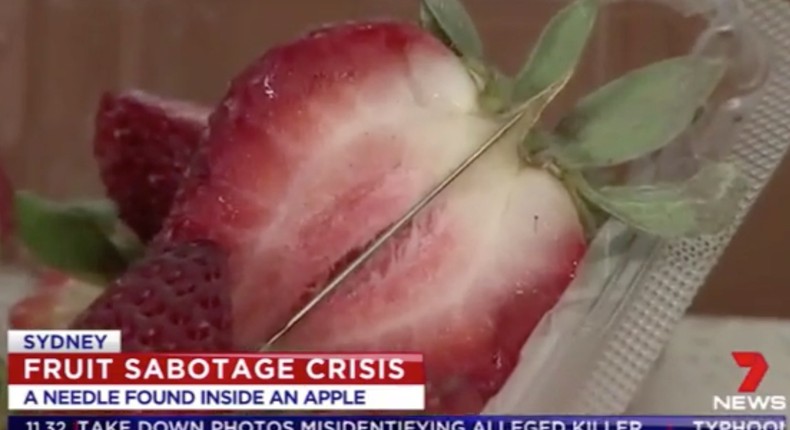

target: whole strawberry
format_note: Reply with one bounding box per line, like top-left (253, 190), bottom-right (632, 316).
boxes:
top-left (71, 240), bottom-right (232, 352)
top-left (94, 90), bottom-right (209, 242)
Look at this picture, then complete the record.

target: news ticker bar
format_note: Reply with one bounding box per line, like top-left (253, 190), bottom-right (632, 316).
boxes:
top-left (6, 416), bottom-right (787, 430)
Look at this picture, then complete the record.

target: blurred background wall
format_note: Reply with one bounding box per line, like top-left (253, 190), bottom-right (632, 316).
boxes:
top-left (0, 0), bottom-right (787, 317)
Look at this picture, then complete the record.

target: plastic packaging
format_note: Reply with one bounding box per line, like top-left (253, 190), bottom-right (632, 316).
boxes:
top-left (0, 0), bottom-right (783, 415)
top-left (490, 0), bottom-right (779, 414)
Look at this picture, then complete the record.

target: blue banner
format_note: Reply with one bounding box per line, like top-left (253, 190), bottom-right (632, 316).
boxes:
top-left (7, 415), bottom-right (787, 430)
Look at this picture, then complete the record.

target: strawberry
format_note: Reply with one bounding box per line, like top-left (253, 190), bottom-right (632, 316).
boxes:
top-left (159, 20), bottom-right (515, 341)
top-left (151, 20), bottom-right (585, 411)
top-left (94, 90), bottom-right (209, 242)
top-left (71, 240), bottom-right (233, 352)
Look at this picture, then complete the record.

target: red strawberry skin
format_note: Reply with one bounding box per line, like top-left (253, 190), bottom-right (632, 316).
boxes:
top-left (94, 90), bottom-right (209, 242)
top-left (71, 240), bottom-right (233, 352)
top-left (151, 21), bottom-right (585, 412)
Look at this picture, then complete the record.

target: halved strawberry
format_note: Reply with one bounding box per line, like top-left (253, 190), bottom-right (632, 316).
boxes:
top-left (71, 240), bottom-right (233, 352)
top-left (159, 21), bottom-right (511, 342)
top-left (94, 90), bottom-right (209, 242)
top-left (152, 21), bottom-right (585, 411)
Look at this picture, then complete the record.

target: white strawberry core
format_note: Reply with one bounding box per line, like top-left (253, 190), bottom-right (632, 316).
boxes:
top-left (277, 134), bottom-right (584, 349)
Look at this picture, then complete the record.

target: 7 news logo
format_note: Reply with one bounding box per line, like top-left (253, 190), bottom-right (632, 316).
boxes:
top-left (712, 351), bottom-right (787, 411)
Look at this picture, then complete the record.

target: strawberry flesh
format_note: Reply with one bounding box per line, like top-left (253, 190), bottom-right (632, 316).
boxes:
top-left (94, 90), bottom-right (209, 242)
top-left (160, 21), bottom-right (500, 344)
top-left (71, 240), bottom-right (233, 352)
top-left (143, 21), bottom-right (585, 412)
top-left (276, 162), bottom-right (586, 413)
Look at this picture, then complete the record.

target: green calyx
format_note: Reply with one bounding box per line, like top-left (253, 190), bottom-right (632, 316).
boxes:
top-left (419, 0), bottom-right (747, 239)
top-left (12, 191), bottom-right (143, 284)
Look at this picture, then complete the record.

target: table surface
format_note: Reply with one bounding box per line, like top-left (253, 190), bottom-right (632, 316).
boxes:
top-left (628, 316), bottom-right (790, 416)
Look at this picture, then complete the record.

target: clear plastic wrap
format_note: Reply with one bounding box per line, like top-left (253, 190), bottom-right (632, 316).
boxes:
top-left (0, 0), bottom-right (784, 416)
top-left (489, 0), bottom-right (779, 414)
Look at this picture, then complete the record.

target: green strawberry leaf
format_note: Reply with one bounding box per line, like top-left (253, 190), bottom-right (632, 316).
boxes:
top-left (506, 71), bottom-right (575, 145)
top-left (514, 0), bottom-right (598, 101)
top-left (61, 198), bottom-right (117, 233)
top-left (546, 56), bottom-right (727, 169)
top-left (520, 128), bottom-right (557, 157)
top-left (14, 191), bottom-right (129, 281)
top-left (566, 180), bottom-right (609, 239)
top-left (419, 0), bottom-right (484, 60)
top-left (573, 161), bottom-right (748, 237)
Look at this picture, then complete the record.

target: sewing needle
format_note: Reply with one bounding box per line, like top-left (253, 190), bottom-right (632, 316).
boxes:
top-left (263, 111), bottom-right (525, 349)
